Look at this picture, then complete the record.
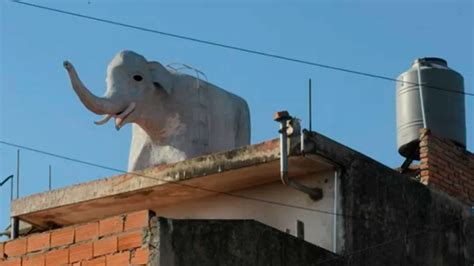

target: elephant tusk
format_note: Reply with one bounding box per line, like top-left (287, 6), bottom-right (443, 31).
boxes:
top-left (115, 102), bottom-right (136, 130)
top-left (94, 114), bottom-right (113, 125)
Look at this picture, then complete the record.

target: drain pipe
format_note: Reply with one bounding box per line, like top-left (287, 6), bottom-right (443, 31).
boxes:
top-left (274, 111), bottom-right (323, 201)
top-left (416, 60), bottom-right (427, 129)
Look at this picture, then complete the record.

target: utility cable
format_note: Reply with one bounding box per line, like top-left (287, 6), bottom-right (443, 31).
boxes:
top-left (6, 2), bottom-right (471, 259)
top-left (11, 0), bottom-right (474, 97)
top-left (0, 140), bottom-right (465, 264)
top-left (2, 138), bottom-right (465, 263)
top-left (0, 140), bottom-right (452, 231)
top-left (0, 140), bottom-right (358, 218)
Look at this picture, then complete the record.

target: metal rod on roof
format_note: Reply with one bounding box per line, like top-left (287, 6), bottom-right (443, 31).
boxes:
top-left (49, 165), bottom-right (52, 191)
top-left (16, 150), bottom-right (20, 199)
top-left (11, 174), bottom-right (14, 201)
top-left (309, 78), bottom-right (312, 132)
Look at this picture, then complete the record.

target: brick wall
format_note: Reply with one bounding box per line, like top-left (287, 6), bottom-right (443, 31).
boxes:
top-left (0, 210), bottom-right (156, 266)
top-left (419, 128), bottom-right (474, 205)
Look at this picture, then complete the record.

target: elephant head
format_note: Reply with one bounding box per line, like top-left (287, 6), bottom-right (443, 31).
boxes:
top-left (63, 50), bottom-right (174, 130)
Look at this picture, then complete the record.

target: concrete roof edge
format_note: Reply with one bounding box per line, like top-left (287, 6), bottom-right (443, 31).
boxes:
top-left (11, 139), bottom-right (281, 217)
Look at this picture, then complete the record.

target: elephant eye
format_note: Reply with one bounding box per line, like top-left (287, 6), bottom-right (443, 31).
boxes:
top-left (133, 75), bottom-right (143, 82)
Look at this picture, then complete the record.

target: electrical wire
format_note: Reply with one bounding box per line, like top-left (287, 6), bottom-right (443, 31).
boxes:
top-left (1, 141), bottom-right (465, 263)
top-left (0, 140), bottom-right (349, 217)
top-left (4, 1), bottom-right (470, 258)
top-left (0, 140), bottom-right (450, 231)
top-left (11, 0), bottom-right (474, 97)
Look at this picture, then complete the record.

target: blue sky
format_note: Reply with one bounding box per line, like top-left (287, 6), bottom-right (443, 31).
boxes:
top-left (0, 0), bottom-right (472, 235)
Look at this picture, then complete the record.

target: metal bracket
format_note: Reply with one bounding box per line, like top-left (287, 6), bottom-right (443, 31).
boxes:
top-left (400, 147), bottom-right (419, 174)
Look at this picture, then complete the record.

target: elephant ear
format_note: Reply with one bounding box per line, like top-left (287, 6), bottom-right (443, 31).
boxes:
top-left (147, 61), bottom-right (173, 94)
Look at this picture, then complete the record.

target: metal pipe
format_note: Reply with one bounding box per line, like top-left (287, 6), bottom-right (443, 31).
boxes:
top-left (16, 149), bottom-right (20, 199)
top-left (300, 128), bottom-right (305, 153)
top-left (11, 175), bottom-right (13, 201)
top-left (278, 120), bottom-right (289, 181)
top-left (11, 217), bottom-right (19, 239)
top-left (49, 165), bottom-right (52, 191)
top-left (417, 63), bottom-right (427, 128)
top-left (309, 78), bottom-right (312, 132)
top-left (274, 111), bottom-right (323, 201)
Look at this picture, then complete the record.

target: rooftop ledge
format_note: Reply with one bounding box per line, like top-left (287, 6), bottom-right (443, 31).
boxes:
top-left (11, 138), bottom-right (334, 228)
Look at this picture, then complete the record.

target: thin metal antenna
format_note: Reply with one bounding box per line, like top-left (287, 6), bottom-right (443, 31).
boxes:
top-left (309, 78), bottom-right (312, 132)
top-left (10, 174), bottom-right (14, 201)
top-left (49, 165), bottom-right (52, 191)
top-left (16, 150), bottom-right (20, 199)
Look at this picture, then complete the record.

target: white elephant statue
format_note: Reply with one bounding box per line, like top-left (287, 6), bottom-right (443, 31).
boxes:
top-left (64, 50), bottom-right (250, 171)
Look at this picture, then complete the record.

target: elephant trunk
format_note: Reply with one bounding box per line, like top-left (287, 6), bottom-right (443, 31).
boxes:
top-left (63, 61), bottom-right (122, 115)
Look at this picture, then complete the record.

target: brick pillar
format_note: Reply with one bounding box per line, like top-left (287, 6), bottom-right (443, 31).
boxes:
top-left (0, 210), bottom-right (157, 266)
top-left (419, 128), bottom-right (474, 205)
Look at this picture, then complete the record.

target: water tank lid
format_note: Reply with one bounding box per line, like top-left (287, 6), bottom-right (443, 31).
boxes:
top-left (413, 57), bottom-right (448, 67)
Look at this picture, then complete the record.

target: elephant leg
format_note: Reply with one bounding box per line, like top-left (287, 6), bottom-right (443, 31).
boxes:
top-left (128, 125), bottom-right (153, 171)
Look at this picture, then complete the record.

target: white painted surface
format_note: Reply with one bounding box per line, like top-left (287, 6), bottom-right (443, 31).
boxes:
top-left (155, 169), bottom-right (339, 251)
top-left (65, 50), bottom-right (250, 171)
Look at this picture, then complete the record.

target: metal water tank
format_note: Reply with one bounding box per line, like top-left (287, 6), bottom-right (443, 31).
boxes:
top-left (396, 57), bottom-right (466, 158)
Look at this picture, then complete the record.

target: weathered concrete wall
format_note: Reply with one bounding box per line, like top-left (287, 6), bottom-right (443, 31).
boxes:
top-left (306, 131), bottom-right (471, 266)
top-left (154, 170), bottom-right (337, 251)
top-left (466, 216), bottom-right (474, 263)
top-left (157, 218), bottom-right (342, 266)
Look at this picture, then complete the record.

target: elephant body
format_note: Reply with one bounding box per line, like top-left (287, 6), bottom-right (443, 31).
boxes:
top-left (64, 51), bottom-right (250, 171)
top-left (128, 73), bottom-right (250, 171)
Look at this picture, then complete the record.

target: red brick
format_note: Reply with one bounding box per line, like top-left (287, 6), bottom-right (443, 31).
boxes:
top-left (69, 242), bottom-right (93, 263)
top-left (419, 139), bottom-right (428, 148)
top-left (453, 182), bottom-right (463, 189)
top-left (420, 176), bottom-right (429, 185)
top-left (420, 170), bottom-right (430, 177)
top-left (23, 254), bottom-right (45, 266)
top-left (51, 228), bottom-right (75, 248)
top-left (105, 251), bottom-right (129, 266)
top-left (4, 238), bottom-right (27, 257)
top-left (27, 232), bottom-right (50, 252)
top-left (131, 248), bottom-right (149, 265)
top-left (45, 248), bottom-right (69, 266)
top-left (0, 242), bottom-right (4, 259)
top-left (82, 257), bottom-right (105, 266)
top-left (93, 237), bottom-right (117, 257)
top-left (99, 216), bottom-right (123, 237)
top-left (75, 223), bottom-right (99, 243)
top-left (441, 179), bottom-right (454, 187)
top-left (0, 257), bottom-right (21, 266)
top-left (124, 210), bottom-right (151, 231)
top-left (118, 230), bottom-right (144, 251)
